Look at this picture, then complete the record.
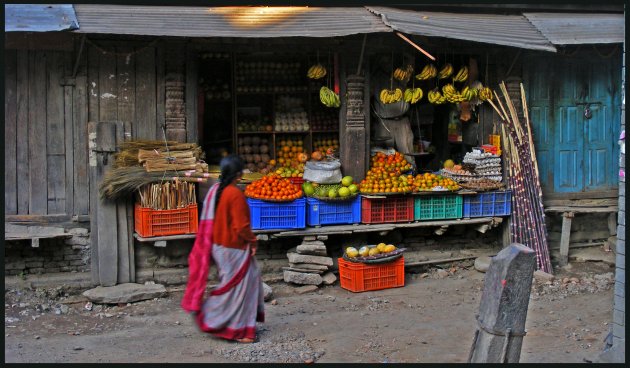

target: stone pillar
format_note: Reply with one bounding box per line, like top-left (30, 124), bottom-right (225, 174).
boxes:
top-left (342, 74), bottom-right (367, 181)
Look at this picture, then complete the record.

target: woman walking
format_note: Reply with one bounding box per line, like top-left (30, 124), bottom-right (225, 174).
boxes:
top-left (181, 155), bottom-right (264, 343)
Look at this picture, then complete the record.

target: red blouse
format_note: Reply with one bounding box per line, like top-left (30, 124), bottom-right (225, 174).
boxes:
top-left (212, 184), bottom-right (257, 250)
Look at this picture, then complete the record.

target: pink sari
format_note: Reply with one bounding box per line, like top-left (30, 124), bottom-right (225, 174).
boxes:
top-left (181, 183), bottom-right (264, 340)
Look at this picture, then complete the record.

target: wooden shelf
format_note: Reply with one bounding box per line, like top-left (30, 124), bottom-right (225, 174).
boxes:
top-left (236, 131), bottom-right (273, 134)
top-left (133, 233), bottom-right (196, 247)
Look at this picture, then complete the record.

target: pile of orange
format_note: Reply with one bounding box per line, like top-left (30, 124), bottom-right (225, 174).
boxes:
top-left (276, 137), bottom-right (305, 167)
top-left (359, 152), bottom-right (414, 194)
top-left (245, 174), bottom-right (303, 201)
top-left (412, 172), bottom-right (460, 191)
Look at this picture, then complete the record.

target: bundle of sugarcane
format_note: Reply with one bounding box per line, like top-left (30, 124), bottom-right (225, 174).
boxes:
top-left (486, 81), bottom-right (552, 274)
top-left (137, 181), bottom-right (197, 210)
top-left (99, 166), bottom-right (208, 201)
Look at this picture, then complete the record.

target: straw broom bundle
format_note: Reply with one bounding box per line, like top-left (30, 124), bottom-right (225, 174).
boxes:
top-left (99, 166), bottom-right (207, 201)
top-left (486, 81), bottom-right (552, 274)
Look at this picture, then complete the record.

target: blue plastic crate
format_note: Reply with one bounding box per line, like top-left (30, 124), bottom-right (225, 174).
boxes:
top-left (414, 194), bottom-right (463, 220)
top-left (247, 198), bottom-right (306, 230)
top-left (306, 196), bottom-right (361, 226)
top-left (463, 190), bottom-right (512, 218)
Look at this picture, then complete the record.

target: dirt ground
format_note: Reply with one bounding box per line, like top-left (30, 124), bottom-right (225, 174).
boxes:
top-left (4, 260), bottom-right (616, 363)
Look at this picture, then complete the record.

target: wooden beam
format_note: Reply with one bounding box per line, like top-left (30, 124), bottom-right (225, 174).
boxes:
top-left (558, 212), bottom-right (574, 267)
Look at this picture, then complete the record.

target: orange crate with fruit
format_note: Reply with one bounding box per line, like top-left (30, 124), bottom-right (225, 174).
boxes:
top-left (338, 256), bottom-right (405, 292)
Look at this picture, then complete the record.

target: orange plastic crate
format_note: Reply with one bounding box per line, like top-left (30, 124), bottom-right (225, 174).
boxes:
top-left (134, 203), bottom-right (198, 238)
top-left (337, 256), bottom-right (405, 293)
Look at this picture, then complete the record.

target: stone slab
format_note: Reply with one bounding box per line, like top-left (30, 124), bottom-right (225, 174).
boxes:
top-left (282, 267), bottom-right (325, 274)
top-left (322, 272), bottom-right (337, 285)
top-left (283, 270), bottom-right (323, 286)
top-left (262, 282), bottom-right (273, 302)
top-left (287, 253), bottom-right (333, 266)
top-left (534, 270), bottom-right (555, 282)
top-left (297, 242), bottom-right (327, 256)
top-left (295, 285), bottom-right (319, 294)
top-left (288, 262), bottom-right (329, 271)
top-left (82, 283), bottom-right (167, 304)
top-left (474, 256), bottom-right (492, 273)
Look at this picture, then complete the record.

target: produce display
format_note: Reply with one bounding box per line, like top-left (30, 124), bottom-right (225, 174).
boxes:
top-left (273, 95), bottom-right (309, 132)
top-left (244, 174), bottom-right (303, 201)
top-left (237, 136), bottom-right (273, 173)
top-left (359, 152), bottom-right (414, 194)
top-left (411, 172), bottom-right (460, 192)
top-left (310, 110), bottom-right (338, 131)
top-left (237, 114), bottom-right (273, 132)
top-left (275, 136), bottom-right (307, 177)
top-left (345, 243), bottom-right (400, 258)
top-left (320, 86), bottom-right (340, 108)
top-left (201, 79), bottom-right (231, 101)
top-left (313, 135), bottom-right (339, 155)
top-left (440, 151), bottom-right (504, 189)
top-left (403, 88), bottom-right (423, 104)
top-left (458, 178), bottom-right (505, 191)
top-left (235, 61), bottom-right (308, 93)
top-left (306, 63), bottom-right (327, 79)
top-left (303, 175), bottom-right (358, 199)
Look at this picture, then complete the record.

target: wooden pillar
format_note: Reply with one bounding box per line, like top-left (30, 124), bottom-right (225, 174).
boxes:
top-left (469, 243), bottom-right (536, 363)
top-left (559, 211), bottom-right (574, 267)
top-left (88, 121), bottom-right (135, 286)
top-left (342, 74), bottom-right (367, 181)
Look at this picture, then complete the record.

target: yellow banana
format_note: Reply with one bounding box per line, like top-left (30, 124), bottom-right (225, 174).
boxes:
top-left (308, 64), bottom-right (327, 79)
top-left (404, 88), bottom-right (413, 103)
top-left (438, 63), bottom-right (453, 79)
top-left (411, 88), bottom-right (423, 104)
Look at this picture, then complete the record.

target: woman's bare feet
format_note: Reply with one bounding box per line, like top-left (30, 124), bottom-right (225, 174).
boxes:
top-left (235, 337), bottom-right (255, 343)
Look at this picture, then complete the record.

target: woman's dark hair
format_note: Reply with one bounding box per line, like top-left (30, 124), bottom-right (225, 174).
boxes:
top-left (216, 154), bottom-right (244, 205)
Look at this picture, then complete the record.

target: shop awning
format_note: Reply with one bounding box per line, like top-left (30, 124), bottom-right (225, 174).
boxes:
top-left (72, 5), bottom-right (391, 37)
top-left (366, 6), bottom-right (557, 52)
top-left (523, 13), bottom-right (624, 45)
top-left (5, 4), bottom-right (79, 32)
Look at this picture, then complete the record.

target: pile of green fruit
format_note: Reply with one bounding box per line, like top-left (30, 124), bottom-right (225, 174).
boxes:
top-left (303, 176), bottom-right (359, 199)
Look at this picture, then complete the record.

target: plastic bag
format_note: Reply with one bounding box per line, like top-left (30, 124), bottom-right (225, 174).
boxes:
top-left (303, 159), bottom-right (342, 184)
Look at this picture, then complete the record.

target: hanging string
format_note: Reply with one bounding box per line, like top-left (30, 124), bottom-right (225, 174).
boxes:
top-left (390, 51), bottom-right (394, 90)
top-left (85, 37), bottom-right (161, 57)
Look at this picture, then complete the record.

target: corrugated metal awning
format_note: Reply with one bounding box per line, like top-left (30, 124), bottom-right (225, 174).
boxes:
top-left (523, 13), bottom-right (624, 45)
top-left (5, 4), bottom-right (79, 32)
top-left (367, 6), bottom-right (557, 52)
top-left (72, 5), bottom-right (391, 37)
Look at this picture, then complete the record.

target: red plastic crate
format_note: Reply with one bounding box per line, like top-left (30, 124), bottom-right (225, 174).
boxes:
top-left (134, 203), bottom-right (198, 238)
top-left (361, 196), bottom-right (414, 224)
top-left (338, 256), bottom-right (405, 292)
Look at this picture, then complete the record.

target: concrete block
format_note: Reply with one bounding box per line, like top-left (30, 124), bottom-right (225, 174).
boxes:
top-left (283, 270), bottom-right (322, 285)
top-left (70, 260), bottom-right (87, 266)
top-left (5, 261), bottom-right (26, 270)
top-left (45, 267), bottom-right (61, 273)
top-left (615, 268), bottom-right (625, 283)
top-left (613, 309), bottom-right (625, 326)
top-left (65, 237), bottom-right (89, 246)
top-left (25, 261), bottom-right (43, 268)
top-left (69, 227), bottom-right (89, 236)
top-left (28, 268), bottom-right (44, 274)
top-left (322, 272), bottom-right (337, 285)
top-left (616, 253), bottom-right (625, 270)
top-left (614, 295), bottom-right (625, 312)
top-left (60, 266), bottom-right (74, 272)
top-left (613, 323), bottom-right (625, 339)
top-left (295, 285), bottom-right (319, 294)
top-left (615, 281), bottom-right (625, 298)
top-left (64, 254), bottom-right (83, 261)
top-left (43, 261), bottom-right (59, 268)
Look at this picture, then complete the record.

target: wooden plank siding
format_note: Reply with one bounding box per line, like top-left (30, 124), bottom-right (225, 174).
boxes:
top-left (46, 52), bottom-right (67, 214)
top-left (5, 41), bottom-right (167, 222)
top-left (27, 51), bottom-right (48, 215)
top-left (5, 50), bottom-right (18, 215)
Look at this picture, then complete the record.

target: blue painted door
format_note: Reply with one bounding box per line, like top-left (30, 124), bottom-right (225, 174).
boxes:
top-left (525, 52), bottom-right (621, 194)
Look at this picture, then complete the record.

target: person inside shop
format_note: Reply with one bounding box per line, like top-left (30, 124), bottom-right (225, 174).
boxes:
top-left (371, 53), bottom-right (416, 170)
top-left (181, 154), bottom-right (264, 344)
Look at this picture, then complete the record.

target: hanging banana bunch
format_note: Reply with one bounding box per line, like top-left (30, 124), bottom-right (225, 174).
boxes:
top-left (478, 87), bottom-right (494, 101)
top-left (415, 64), bottom-right (437, 80)
top-left (443, 83), bottom-right (464, 103)
top-left (461, 86), bottom-right (478, 101)
top-left (438, 63), bottom-right (454, 79)
top-left (307, 63), bottom-right (327, 79)
top-left (427, 89), bottom-right (447, 104)
top-left (452, 66), bottom-right (469, 82)
top-left (393, 64), bottom-right (414, 82)
top-left (379, 88), bottom-right (403, 104)
top-left (403, 88), bottom-right (423, 104)
top-left (320, 86), bottom-right (340, 107)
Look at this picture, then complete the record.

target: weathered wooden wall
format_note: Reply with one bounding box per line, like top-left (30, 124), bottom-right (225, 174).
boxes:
top-left (5, 38), bottom-right (175, 222)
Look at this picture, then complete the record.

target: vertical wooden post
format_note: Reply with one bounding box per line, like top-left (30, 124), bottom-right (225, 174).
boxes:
top-left (559, 212), bottom-right (574, 267)
top-left (469, 243), bottom-right (536, 363)
top-left (342, 74), bottom-right (367, 181)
